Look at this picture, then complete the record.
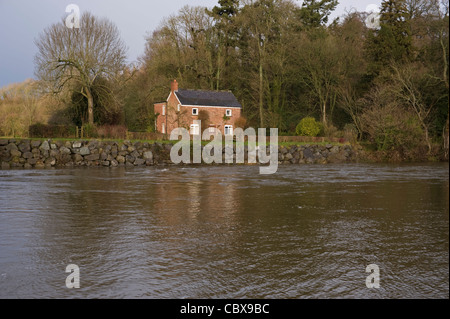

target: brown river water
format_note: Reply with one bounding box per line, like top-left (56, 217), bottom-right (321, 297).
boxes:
top-left (0, 163), bottom-right (448, 299)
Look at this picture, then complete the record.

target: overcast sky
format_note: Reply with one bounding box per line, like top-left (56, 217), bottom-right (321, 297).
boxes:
top-left (0, 0), bottom-right (382, 88)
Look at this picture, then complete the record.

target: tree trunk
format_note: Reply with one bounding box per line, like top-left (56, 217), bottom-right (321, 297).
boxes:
top-left (322, 101), bottom-right (327, 128)
top-left (423, 124), bottom-right (432, 155)
top-left (259, 62), bottom-right (264, 128)
top-left (216, 48), bottom-right (221, 91)
top-left (444, 115), bottom-right (449, 160)
top-left (86, 87), bottom-right (94, 125)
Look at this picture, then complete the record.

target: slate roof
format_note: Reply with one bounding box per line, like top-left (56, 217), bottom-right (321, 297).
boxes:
top-left (175, 89), bottom-right (242, 108)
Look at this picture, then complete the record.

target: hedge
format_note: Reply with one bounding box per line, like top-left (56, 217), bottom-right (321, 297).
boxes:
top-left (29, 124), bottom-right (77, 138)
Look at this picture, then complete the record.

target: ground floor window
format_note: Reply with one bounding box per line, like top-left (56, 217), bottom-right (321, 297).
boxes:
top-left (190, 124), bottom-right (200, 135)
top-left (162, 123), bottom-right (166, 134)
top-left (224, 125), bottom-right (233, 136)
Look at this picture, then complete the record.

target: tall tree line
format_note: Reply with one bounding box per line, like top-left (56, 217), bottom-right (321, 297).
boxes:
top-left (33, 0), bottom-right (449, 157)
top-left (136, 0), bottom-right (447, 147)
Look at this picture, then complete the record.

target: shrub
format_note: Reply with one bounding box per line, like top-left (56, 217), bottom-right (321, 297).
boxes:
top-left (343, 123), bottom-right (358, 143)
top-left (296, 117), bottom-right (322, 137)
top-left (29, 123), bottom-right (77, 138)
top-left (96, 125), bottom-right (127, 139)
top-left (234, 116), bottom-right (248, 129)
top-left (324, 124), bottom-right (341, 138)
top-left (279, 131), bottom-right (296, 136)
top-left (82, 123), bottom-right (98, 138)
top-left (360, 104), bottom-right (423, 151)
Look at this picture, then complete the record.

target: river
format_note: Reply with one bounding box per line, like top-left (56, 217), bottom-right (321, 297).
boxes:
top-left (0, 163), bottom-right (448, 299)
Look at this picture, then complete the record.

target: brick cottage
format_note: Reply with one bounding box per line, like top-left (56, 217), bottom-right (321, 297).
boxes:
top-left (154, 80), bottom-right (242, 136)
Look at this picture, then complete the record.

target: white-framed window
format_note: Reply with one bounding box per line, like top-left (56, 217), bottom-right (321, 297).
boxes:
top-left (224, 125), bottom-right (233, 136)
top-left (192, 108), bottom-right (198, 116)
top-left (162, 105), bottom-right (166, 116)
top-left (162, 123), bottom-right (166, 134)
top-left (177, 104), bottom-right (181, 112)
top-left (226, 109), bottom-right (232, 117)
top-left (190, 124), bottom-right (200, 135)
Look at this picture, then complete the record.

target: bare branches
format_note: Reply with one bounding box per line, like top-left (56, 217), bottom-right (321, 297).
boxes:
top-left (389, 63), bottom-right (438, 153)
top-left (34, 11), bottom-right (127, 124)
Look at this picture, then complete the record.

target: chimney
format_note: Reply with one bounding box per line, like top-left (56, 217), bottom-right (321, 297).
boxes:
top-left (171, 79), bottom-right (178, 92)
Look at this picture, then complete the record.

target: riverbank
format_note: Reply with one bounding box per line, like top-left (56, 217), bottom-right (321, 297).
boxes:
top-left (0, 138), bottom-right (361, 169)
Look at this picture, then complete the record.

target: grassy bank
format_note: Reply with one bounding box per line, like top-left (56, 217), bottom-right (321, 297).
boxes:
top-left (0, 136), bottom-right (348, 148)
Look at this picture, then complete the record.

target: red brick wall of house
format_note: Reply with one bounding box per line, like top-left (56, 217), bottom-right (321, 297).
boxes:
top-left (155, 90), bottom-right (242, 136)
top-left (178, 105), bottom-right (242, 135)
top-left (154, 102), bottom-right (167, 134)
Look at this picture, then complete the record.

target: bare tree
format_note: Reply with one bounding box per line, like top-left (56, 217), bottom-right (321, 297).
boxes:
top-left (437, 0), bottom-right (449, 158)
top-left (390, 63), bottom-right (435, 153)
top-left (238, 0), bottom-right (296, 128)
top-left (34, 12), bottom-right (127, 125)
top-left (337, 84), bottom-right (363, 138)
top-left (21, 80), bottom-right (41, 128)
top-left (298, 34), bottom-right (342, 128)
top-left (405, 0), bottom-right (449, 157)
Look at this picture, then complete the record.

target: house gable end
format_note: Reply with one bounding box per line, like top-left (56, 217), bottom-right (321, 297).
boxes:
top-left (167, 91), bottom-right (182, 106)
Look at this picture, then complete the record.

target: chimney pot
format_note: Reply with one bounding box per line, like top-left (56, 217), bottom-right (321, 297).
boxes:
top-left (171, 79), bottom-right (178, 92)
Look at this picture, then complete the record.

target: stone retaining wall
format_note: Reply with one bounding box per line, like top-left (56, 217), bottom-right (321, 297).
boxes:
top-left (0, 138), bottom-right (360, 169)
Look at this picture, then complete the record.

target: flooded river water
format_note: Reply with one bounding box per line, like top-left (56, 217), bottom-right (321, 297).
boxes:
top-left (0, 163), bottom-right (448, 298)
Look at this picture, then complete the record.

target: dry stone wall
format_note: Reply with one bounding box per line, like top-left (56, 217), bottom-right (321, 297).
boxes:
top-left (0, 138), bottom-right (359, 169)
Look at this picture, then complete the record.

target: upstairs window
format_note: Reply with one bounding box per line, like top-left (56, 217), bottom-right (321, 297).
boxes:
top-left (177, 104), bottom-right (181, 112)
top-left (192, 108), bottom-right (198, 116)
top-left (226, 109), bottom-right (232, 117)
top-left (162, 105), bottom-right (166, 116)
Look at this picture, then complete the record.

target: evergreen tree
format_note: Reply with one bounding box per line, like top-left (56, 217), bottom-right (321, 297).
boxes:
top-left (380, 0), bottom-right (412, 58)
top-left (366, 0), bottom-right (412, 75)
top-left (297, 0), bottom-right (338, 29)
top-left (210, 0), bottom-right (240, 19)
top-left (207, 0), bottom-right (241, 90)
